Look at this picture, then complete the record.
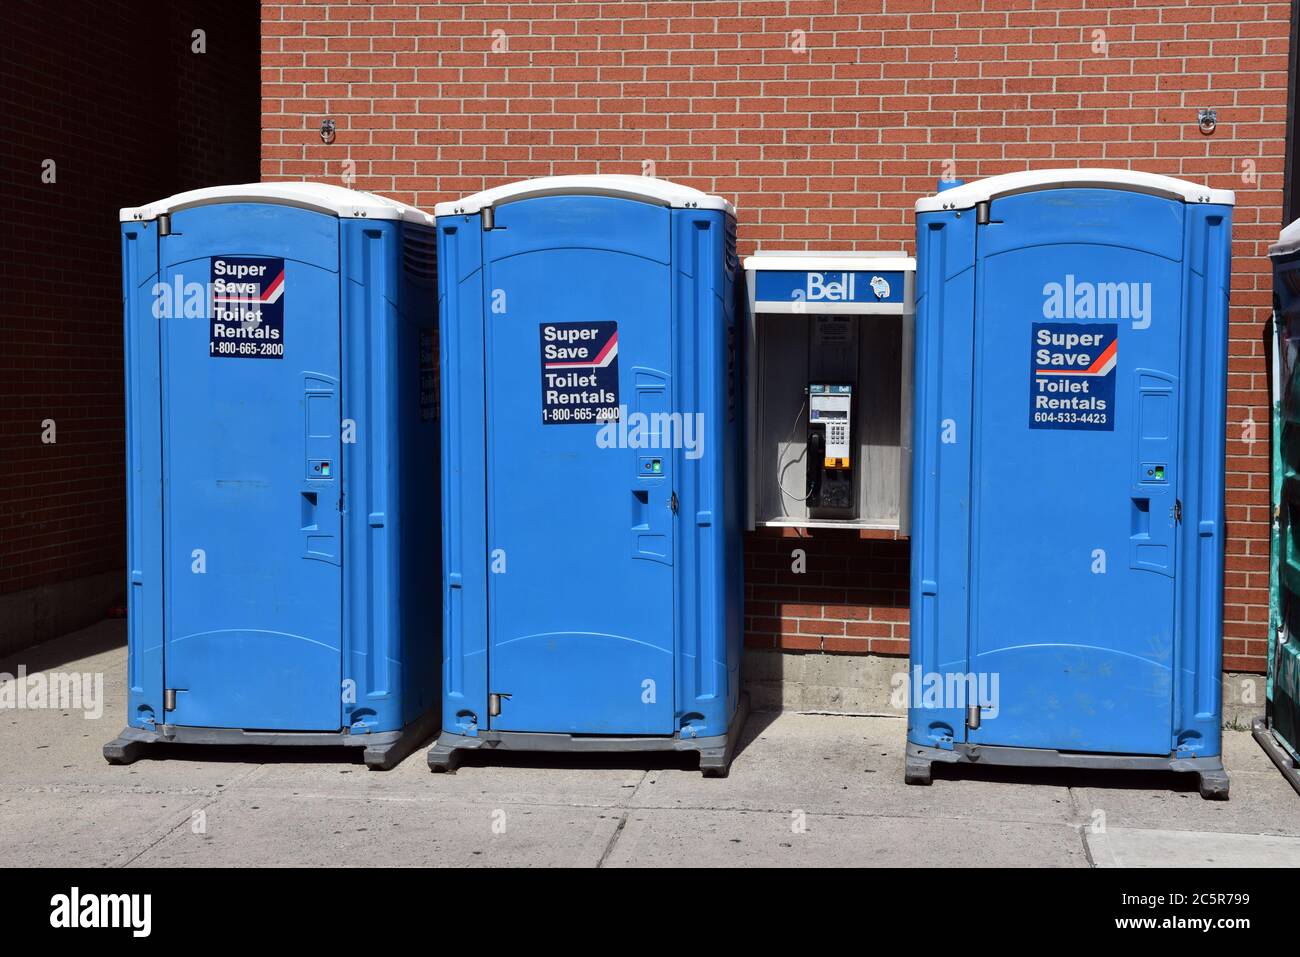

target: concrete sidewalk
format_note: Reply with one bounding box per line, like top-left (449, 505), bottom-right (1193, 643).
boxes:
top-left (1, 620), bottom-right (1298, 867)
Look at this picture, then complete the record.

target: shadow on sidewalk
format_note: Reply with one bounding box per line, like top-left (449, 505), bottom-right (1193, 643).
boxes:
top-left (929, 759), bottom-right (1202, 796)
top-left (0, 618), bottom-right (126, 676)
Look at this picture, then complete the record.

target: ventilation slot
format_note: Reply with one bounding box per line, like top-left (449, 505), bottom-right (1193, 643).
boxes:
top-left (403, 225), bottom-right (437, 287)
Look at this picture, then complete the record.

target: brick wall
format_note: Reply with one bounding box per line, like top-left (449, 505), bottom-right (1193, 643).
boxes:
top-left (260, 0), bottom-right (1295, 672)
top-left (0, 2), bottom-right (259, 607)
top-left (745, 530), bottom-right (910, 653)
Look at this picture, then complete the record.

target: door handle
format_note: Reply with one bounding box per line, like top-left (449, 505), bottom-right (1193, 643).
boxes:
top-left (301, 491), bottom-right (319, 529)
top-left (1131, 497), bottom-right (1151, 537)
top-left (1130, 492), bottom-right (1175, 577)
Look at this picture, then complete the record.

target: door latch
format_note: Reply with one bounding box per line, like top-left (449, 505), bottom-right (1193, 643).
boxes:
top-left (669, 491), bottom-right (679, 514)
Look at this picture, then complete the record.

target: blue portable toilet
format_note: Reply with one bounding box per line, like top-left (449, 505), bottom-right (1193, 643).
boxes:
top-left (429, 175), bottom-right (746, 775)
top-left (105, 183), bottom-right (440, 770)
top-left (906, 169), bottom-right (1234, 798)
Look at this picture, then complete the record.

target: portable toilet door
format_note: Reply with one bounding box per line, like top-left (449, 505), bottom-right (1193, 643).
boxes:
top-left (1254, 219), bottom-right (1300, 795)
top-left (907, 169), bottom-right (1234, 799)
top-left (105, 183), bottom-right (441, 770)
top-left (430, 175), bottom-right (746, 776)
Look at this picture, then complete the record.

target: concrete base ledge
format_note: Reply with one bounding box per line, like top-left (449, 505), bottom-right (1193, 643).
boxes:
top-left (742, 648), bottom-right (1265, 730)
top-left (0, 571), bottom-right (124, 657)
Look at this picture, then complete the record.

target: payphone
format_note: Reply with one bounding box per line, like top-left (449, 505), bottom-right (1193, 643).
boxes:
top-left (745, 251), bottom-right (915, 531)
top-left (806, 383), bottom-right (853, 511)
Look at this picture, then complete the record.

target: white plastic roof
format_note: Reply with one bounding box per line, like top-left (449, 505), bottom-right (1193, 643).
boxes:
top-left (434, 174), bottom-right (735, 217)
top-left (1271, 219), bottom-right (1300, 258)
top-left (915, 168), bottom-right (1236, 212)
top-left (120, 182), bottom-right (435, 226)
top-left (744, 250), bottom-right (916, 272)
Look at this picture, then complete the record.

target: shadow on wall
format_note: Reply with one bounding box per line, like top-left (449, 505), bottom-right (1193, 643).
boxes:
top-left (0, 0), bottom-right (260, 652)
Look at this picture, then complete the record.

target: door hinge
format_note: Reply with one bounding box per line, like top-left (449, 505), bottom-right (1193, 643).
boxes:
top-left (966, 704), bottom-right (981, 730)
top-left (481, 207), bottom-right (495, 231)
top-left (488, 692), bottom-right (511, 717)
top-left (669, 491), bottom-right (679, 514)
top-left (158, 213), bottom-right (171, 237)
top-left (1174, 499), bottom-right (1183, 524)
top-left (975, 201), bottom-right (990, 225)
top-left (163, 689), bottom-right (177, 712)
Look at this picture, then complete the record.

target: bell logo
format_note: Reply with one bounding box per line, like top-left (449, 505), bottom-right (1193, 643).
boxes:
top-left (805, 272), bottom-right (856, 302)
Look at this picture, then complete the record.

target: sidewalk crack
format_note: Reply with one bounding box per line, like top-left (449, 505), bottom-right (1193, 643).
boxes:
top-left (115, 762), bottom-right (264, 867)
top-left (596, 811), bottom-right (629, 868)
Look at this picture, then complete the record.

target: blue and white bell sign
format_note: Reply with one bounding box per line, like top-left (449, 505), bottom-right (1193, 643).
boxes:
top-left (754, 268), bottom-right (904, 306)
top-left (745, 253), bottom-right (915, 315)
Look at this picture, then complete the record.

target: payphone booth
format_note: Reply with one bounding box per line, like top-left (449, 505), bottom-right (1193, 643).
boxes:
top-left (745, 252), bottom-right (916, 533)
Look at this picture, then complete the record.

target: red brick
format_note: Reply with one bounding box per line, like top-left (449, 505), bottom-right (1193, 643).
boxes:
top-left (241, 1), bottom-right (1287, 676)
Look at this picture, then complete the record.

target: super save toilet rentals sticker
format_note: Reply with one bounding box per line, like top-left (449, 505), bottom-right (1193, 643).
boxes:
top-left (1029, 323), bottom-right (1117, 431)
top-left (539, 321), bottom-right (620, 424)
top-left (209, 256), bottom-right (286, 359)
